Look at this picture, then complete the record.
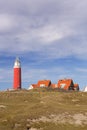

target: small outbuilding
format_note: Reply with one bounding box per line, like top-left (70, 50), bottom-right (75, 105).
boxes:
top-left (28, 84), bottom-right (37, 90)
top-left (83, 86), bottom-right (87, 92)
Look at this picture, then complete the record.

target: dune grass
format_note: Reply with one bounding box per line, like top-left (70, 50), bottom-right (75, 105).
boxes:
top-left (0, 88), bottom-right (87, 130)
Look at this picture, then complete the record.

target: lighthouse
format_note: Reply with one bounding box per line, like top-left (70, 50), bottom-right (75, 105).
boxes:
top-left (13, 57), bottom-right (22, 90)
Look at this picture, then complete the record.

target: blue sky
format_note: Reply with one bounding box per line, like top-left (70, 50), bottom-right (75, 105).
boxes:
top-left (0, 0), bottom-right (87, 90)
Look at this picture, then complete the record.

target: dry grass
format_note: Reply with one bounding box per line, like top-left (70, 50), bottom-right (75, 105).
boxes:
top-left (0, 88), bottom-right (87, 130)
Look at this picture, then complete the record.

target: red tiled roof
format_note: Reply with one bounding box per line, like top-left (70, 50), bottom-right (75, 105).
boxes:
top-left (58, 79), bottom-right (74, 90)
top-left (37, 80), bottom-right (51, 87)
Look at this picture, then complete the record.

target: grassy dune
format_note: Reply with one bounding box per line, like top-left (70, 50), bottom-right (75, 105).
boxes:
top-left (0, 88), bottom-right (87, 130)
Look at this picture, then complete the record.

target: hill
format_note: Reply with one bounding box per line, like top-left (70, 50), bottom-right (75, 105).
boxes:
top-left (0, 88), bottom-right (87, 130)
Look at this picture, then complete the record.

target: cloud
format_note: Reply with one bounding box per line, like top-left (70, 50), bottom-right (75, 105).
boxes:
top-left (32, 24), bottom-right (74, 43)
top-left (0, 14), bottom-right (15, 32)
top-left (0, 0), bottom-right (87, 60)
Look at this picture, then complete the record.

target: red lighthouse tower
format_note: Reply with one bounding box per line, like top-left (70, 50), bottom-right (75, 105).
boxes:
top-left (13, 57), bottom-right (21, 90)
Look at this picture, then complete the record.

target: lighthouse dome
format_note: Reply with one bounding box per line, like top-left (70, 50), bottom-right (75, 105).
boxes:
top-left (14, 57), bottom-right (21, 68)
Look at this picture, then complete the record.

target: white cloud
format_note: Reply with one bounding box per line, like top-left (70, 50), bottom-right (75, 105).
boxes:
top-left (0, 14), bottom-right (16, 32)
top-left (0, 0), bottom-right (87, 60)
top-left (32, 24), bottom-right (73, 43)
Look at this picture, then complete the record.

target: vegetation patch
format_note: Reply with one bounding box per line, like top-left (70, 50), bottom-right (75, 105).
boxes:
top-left (0, 89), bottom-right (87, 130)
